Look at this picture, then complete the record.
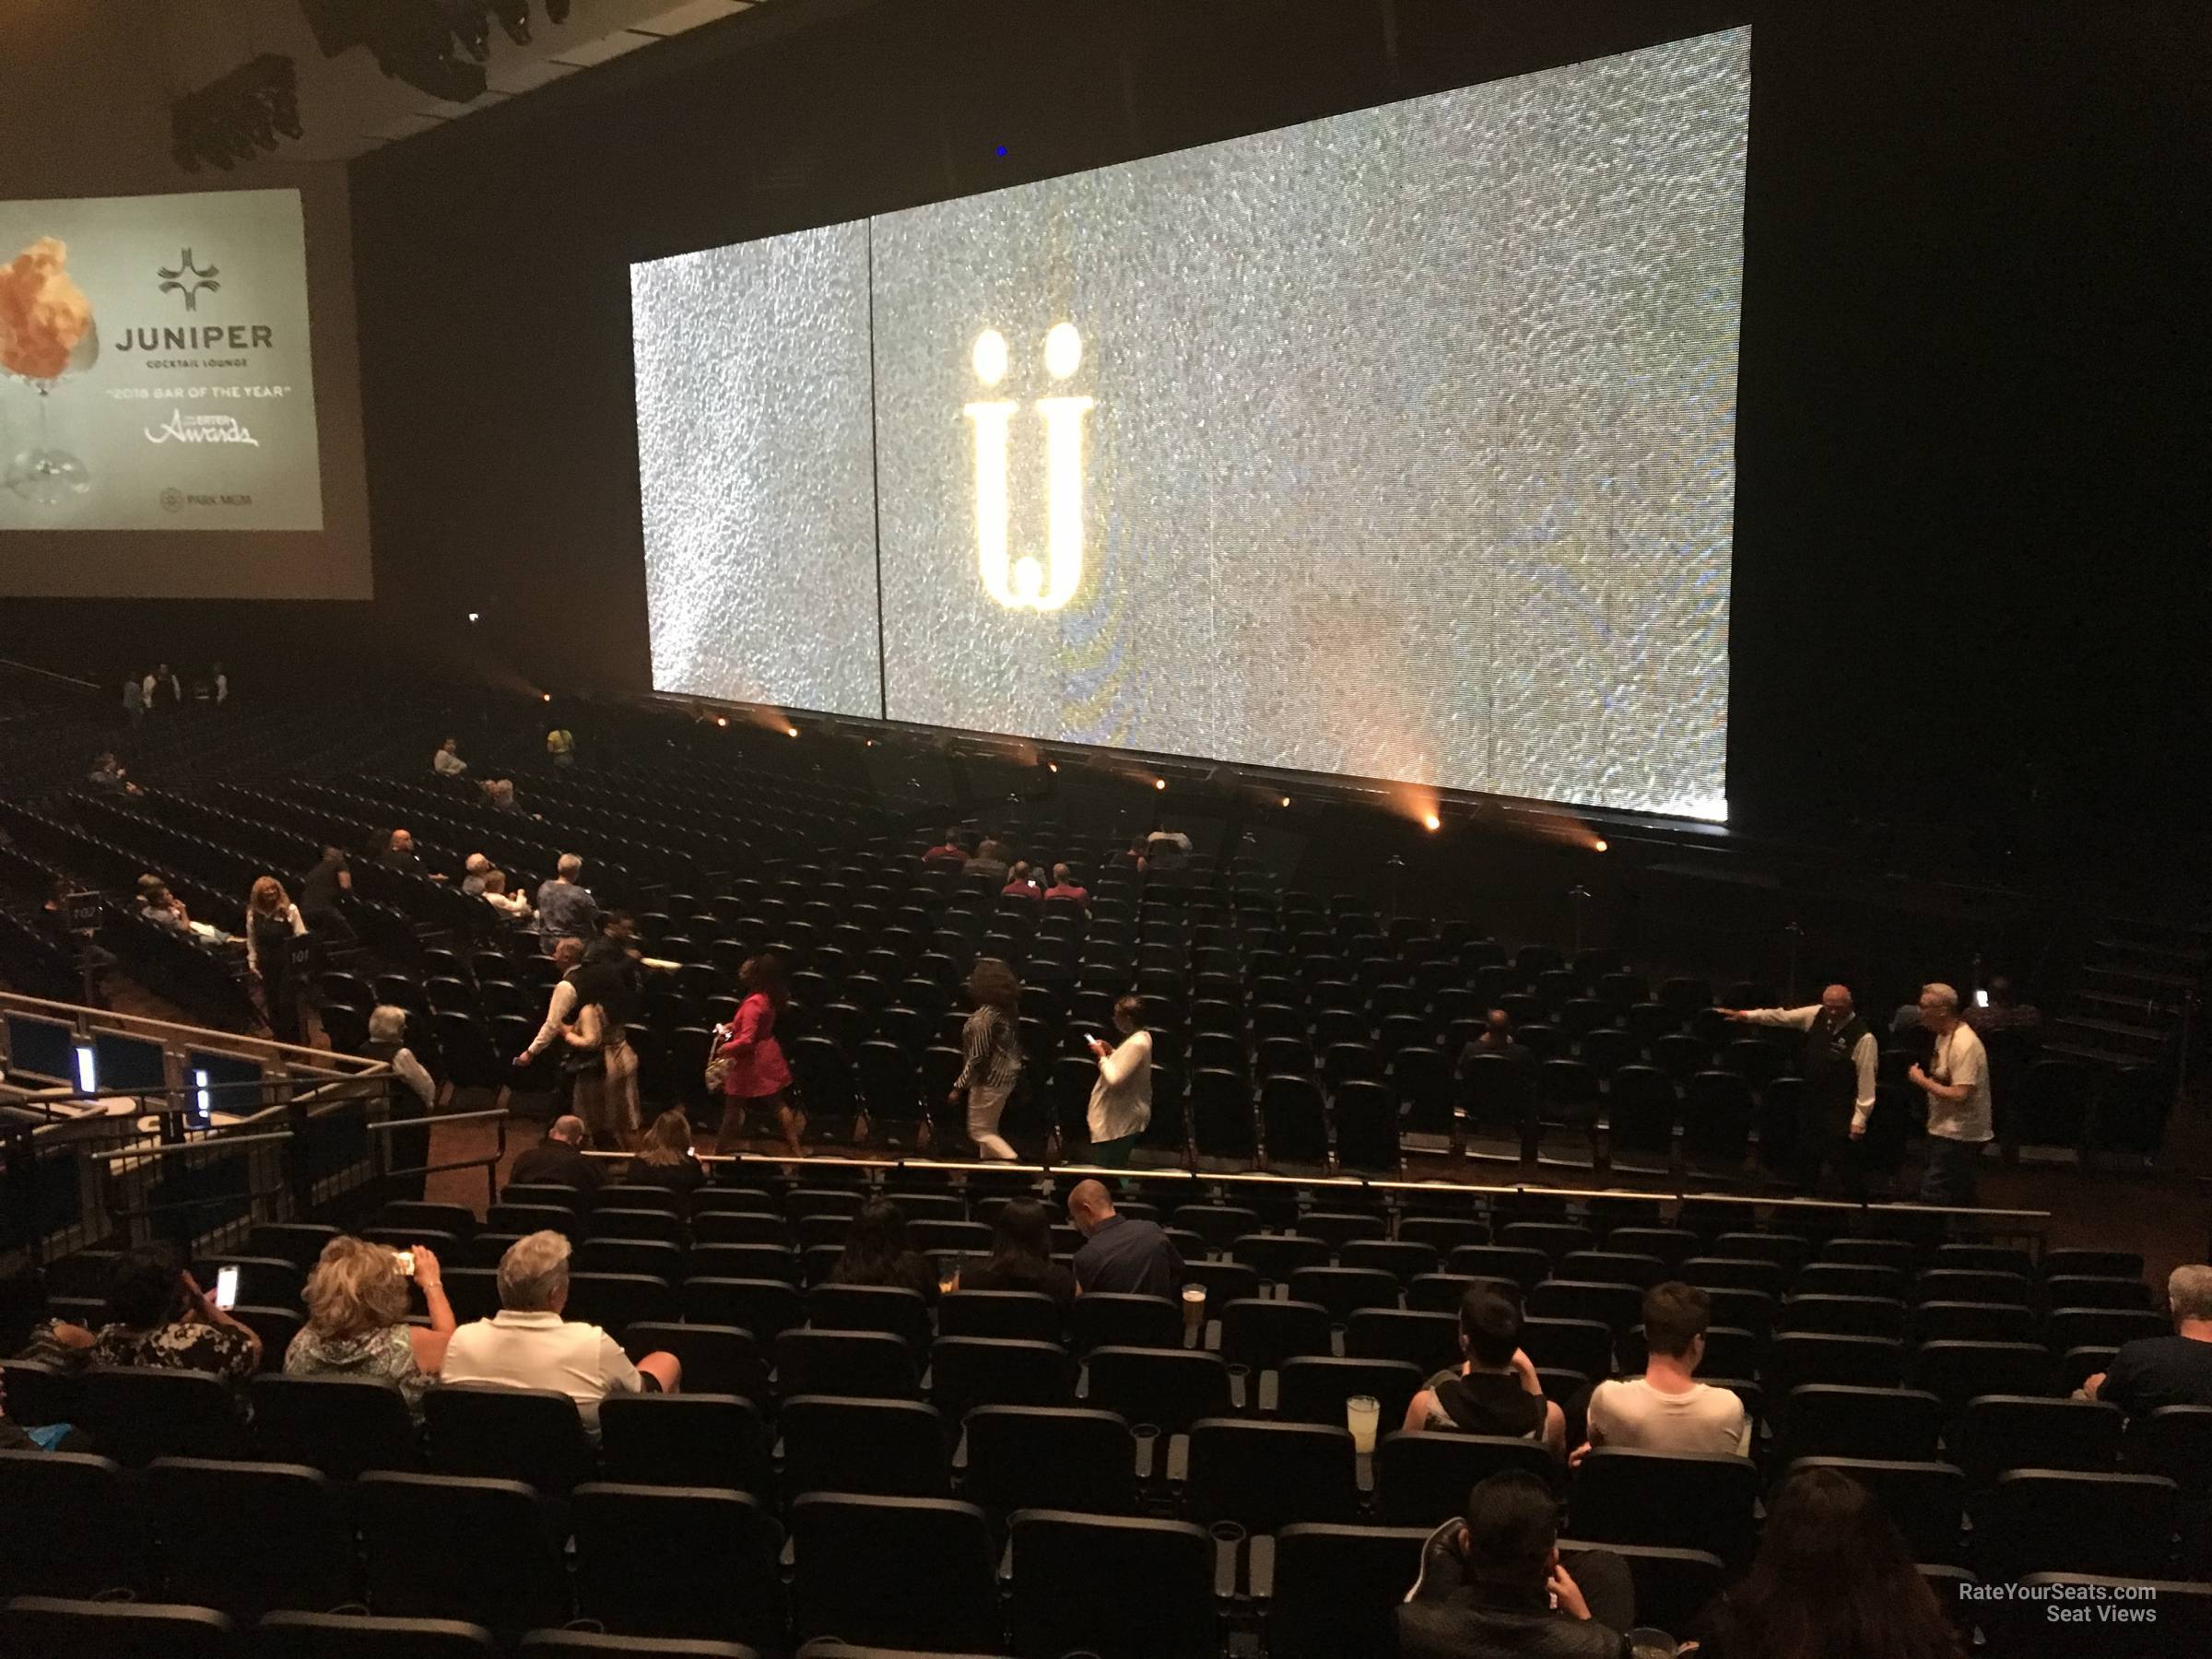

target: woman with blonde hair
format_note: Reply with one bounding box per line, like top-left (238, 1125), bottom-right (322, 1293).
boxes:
top-left (627, 1109), bottom-right (706, 1195)
top-left (245, 874), bottom-right (309, 1044)
top-left (285, 1236), bottom-right (453, 1415)
top-left (950, 959), bottom-right (1024, 1160)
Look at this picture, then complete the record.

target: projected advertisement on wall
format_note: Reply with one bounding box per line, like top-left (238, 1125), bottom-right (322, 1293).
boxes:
top-left (0, 188), bottom-right (323, 534)
top-left (635, 29), bottom-right (1745, 818)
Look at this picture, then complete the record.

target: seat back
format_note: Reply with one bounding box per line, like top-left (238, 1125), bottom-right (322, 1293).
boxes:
top-left (253, 1610), bottom-right (501, 1659)
top-left (1375, 1430), bottom-right (1556, 1526)
top-left (620, 1322), bottom-right (768, 1402)
top-left (355, 1472), bottom-right (566, 1638)
top-left (938, 1288), bottom-right (1062, 1344)
top-left (1570, 1447), bottom-right (1759, 1565)
top-left (1067, 1291), bottom-right (1181, 1354)
top-left (1288, 1266), bottom-right (1403, 1323)
top-left (251, 1373), bottom-right (419, 1479)
top-left (1007, 1508), bottom-right (1217, 1659)
top-left (598, 1393), bottom-right (771, 1498)
top-left (806, 1282), bottom-right (932, 1352)
top-left (789, 1494), bottom-right (1000, 1653)
top-left (1269, 1524), bottom-right (1432, 1659)
top-left (422, 1382), bottom-right (593, 1497)
top-left (0, 1598), bottom-right (233, 1659)
top-left (963, 1406), bottom-right (1138, 1519)
top-left (0, 1451), bottom-right (138, 1599)
top-left (782, 1395), bottom-right (951, 1499)
top-left (570, 1483), bottom-right (782, 1649)
top-left (930, 1336), bottom-right (1072, 1418)
top-left (1951, 1394), bottom-right (2124, 1489)
top-left (1775, 1384), bottom-right (1942, 1465)
top-left (772, 1328), bottom-right (920, 1400)
top-left (1344, 1308), bottom-right (1461, 1374)
top-left (1276, 1356), bottom-right (1424, 1433)
top-left (1083, 1346), bottom-right (1232, 1435)
top-left (79, 1365), bottom-right (250, 1466)
top-left (1977, 1470), bottom-right (2183, 1580)
top-left (147, 1455), bottom-right (354, 1619)
top-left (1185, 1418), bottom-right (1358, 1531)
top-left (1218, 1298), bottom-right (1332, 1372)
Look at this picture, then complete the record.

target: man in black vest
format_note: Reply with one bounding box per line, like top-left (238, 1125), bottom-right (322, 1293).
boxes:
top-left (1719, 984), bottom-right (1877, 1197)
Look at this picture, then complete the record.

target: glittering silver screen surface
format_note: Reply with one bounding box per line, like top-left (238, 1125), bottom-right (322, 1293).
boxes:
top-left (633, 221), bottom-right (881, 716)
top-left (637, 29), bottom-right (1746, 816)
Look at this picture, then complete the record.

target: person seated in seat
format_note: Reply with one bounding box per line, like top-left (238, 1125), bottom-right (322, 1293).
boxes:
top-left (1066, 1178), bottom-right (1182, 1300)
top-left (1404, 1288), bottom-right (1565, 1455)
top-left (922, 828), bottom-right (970, 867)
top-left (625, 1109), bottom-right (707, 1195)
top-left (87, 751), bottom-right (141, 794)
top-left (479, 867), bottom-right (534, 921)
top-left (286, 1237), bottom-right (453, 1418)
top-left (433, 736), bottom-right (467, 778)
top-left (827, 1197), bottom-right (941, 1303)
top-left (1000, 861), bottom-right (1044, 901)
top-left (962, 836), bottom-right (1011, 885)
top-left (1689, 1465), bottom-right (1962, 1658)
top-left (507, 1114), bottom-right (606, 1194)
top-left (460, 853), bottom-right (491, 896)
top-left (1399, 1469), bottom-right (1653, 1658)
top-left (381, 829), bottom-right (427, 875)
top-left (1457, 1008), bottom-right (1535, 1076)
top-left (0, 1263), bottom-right (94, 1372)
top-left (440, 1231), bottom-right (679, 1439)
top-left (1572, 1282), bottom-right (1749, 1463)
top-left (1042, 863), bottom-right (1088, 904)
top-left (954, 1197), bottom-right (1075, 1317)
top-left (2082, 1263), bottom-right (2212, 1414)
top-left (91, 1244), bottom-right (262, 1386)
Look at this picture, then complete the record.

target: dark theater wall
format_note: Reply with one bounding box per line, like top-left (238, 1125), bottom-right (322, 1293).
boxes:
top-left (345, 0), bottom-right (2208, 854)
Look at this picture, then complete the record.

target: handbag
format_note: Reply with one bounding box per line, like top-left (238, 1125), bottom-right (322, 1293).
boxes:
top-left (704, 1018), bottom-right (735, 1093)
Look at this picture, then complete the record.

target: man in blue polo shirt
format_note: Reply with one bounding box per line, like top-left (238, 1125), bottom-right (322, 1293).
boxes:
top-left (1067, 1179), bottom-right (1182, 1299)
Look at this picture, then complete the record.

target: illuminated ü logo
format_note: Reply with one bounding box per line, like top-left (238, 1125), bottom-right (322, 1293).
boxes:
top-left (964, 323), bottom-right (1093, 611)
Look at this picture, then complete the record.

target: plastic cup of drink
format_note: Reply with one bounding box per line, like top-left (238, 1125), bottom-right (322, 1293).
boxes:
top-left (1347, 1393), bottom-right (1380, 1453)
top-left (1181, 1283), bottom-right (1206, 1337)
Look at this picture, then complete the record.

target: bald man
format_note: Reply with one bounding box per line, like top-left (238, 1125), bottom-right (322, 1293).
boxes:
top-left (506, 1114), bottom-right (605, 1194)
top-left (1066, 1179), bottom-right (1182, 1300)
top-left (1720, 985), bottom-right (1877, 1197)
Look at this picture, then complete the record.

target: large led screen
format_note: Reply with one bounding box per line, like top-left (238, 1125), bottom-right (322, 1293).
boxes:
top-left (634, 28), bottom-right (1747, 817)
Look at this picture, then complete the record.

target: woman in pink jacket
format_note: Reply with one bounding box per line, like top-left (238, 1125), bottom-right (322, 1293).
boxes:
top-left (714, 954), bottom-right (801, 1156)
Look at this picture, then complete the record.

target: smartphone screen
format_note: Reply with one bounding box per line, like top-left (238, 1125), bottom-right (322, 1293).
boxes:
top-left (1973, 989), bottom-right (1990, 1008)
top-left (213, 1265), bottom-right (240, 1311)
top-left (393, 1250), bottom-right (416, 1278)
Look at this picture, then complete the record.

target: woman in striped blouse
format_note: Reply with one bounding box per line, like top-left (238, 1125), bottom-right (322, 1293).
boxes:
top-left (950, 959), bottom-right (1024, 1160)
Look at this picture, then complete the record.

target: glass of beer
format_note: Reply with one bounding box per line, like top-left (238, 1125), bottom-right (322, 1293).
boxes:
top-left (1346, 1394), bottom-right (1381, 1454)
top-left (1181, 1283), bottom-right (1207, 1342)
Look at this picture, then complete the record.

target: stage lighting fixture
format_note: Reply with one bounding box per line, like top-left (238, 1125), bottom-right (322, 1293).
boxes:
top-left (488, 1), bottom-right (533, 47)
top-left (367, 0), bottom-right (490, 102)
top-left (541, 692), bottom-right (551, 702)
top-left (465, 611), bottom-right (480, 623)
top-left (170, 54), bottom-right (301, 172)
top-left (786, 726), bottom-right (800, 738)
top-left (1154, 778), bottom-right (1167, 791)
top-left (1594, 838), bottom-right (1609, 853)
top-left (716, 716), bottom-right (728, 727)
top-left (435, 0), bottom-right (493, 63)
top-left (1423, 813), bottom-right (1441, 831)
top-left (1280, 795), bottom-right (1292, 808)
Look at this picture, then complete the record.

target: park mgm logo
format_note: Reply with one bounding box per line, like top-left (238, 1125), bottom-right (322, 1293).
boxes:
top-left (963, 323), bottom-right (1093, 612)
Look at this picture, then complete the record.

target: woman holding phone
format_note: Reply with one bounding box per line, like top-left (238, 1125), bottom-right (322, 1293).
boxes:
top-left (90, 1244), bottom-right (262, 1386)
top-left (286, 1236), bottom-right (454, 1416)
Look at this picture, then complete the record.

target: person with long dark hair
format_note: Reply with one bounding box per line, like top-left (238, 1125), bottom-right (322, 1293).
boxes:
top-left (827, 1197), bottom-right (940, 1303)
top-left (715, 954), bottom-right (800, 1156)
top-left (92, 1244), bottom-right (262, 1388)
top-left (1690, 1466), bottom-right (1963, 1659)
top-left (245, 875), bottom-right (309, 1045)
top-left (954, 1197), bottom-right (1074, 1316)
top-left (951, 959), bottom-right (1023, 1160)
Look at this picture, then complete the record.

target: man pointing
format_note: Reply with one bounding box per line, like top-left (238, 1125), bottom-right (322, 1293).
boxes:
top-left (1718, 984), bottom-right (1877, 1197)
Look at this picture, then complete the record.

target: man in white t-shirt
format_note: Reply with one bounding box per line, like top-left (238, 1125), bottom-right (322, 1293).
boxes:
top-left (1572, 1281), bottom-right (1749, 1463)
top-left (1908, 982), bottom-right (1994, 1205)
top-left (440, 1230), bottom-right (679, 1438)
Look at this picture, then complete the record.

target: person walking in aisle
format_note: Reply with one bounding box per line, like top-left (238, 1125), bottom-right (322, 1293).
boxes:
top-left (1085, 995), bottom-right (1152, 1169)
top-left (715, 954), bottom-right (802, 1157)
top-left (244, 876), bottom-right (310, 1045)
top-left (951, 959), bottom-right (1023, 1161)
